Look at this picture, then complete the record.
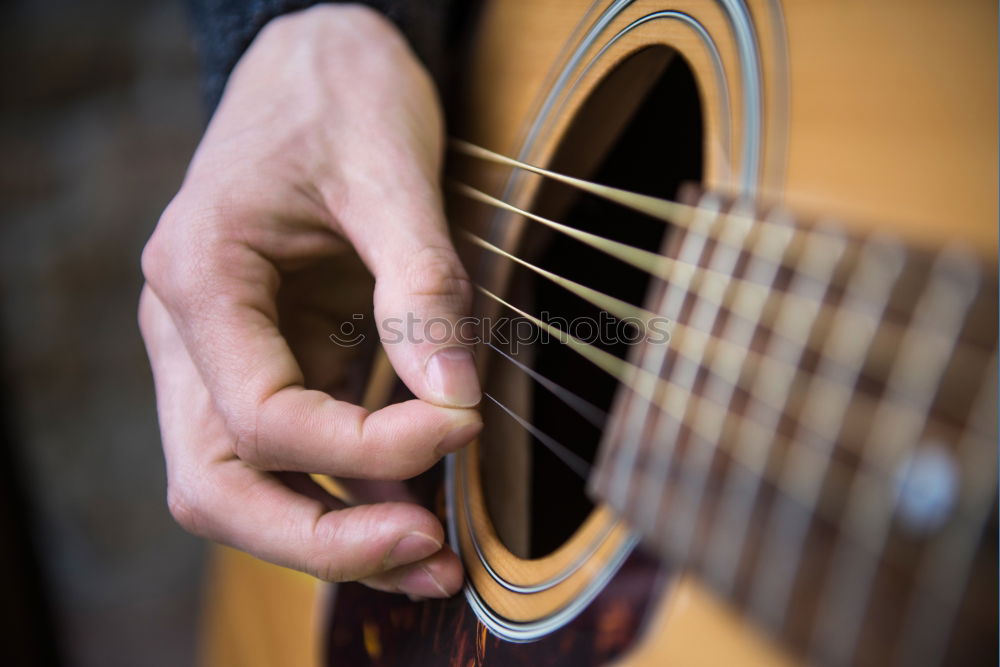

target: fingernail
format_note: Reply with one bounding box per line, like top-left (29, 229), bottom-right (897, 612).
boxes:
top-left (399, 565), bottom-right (451, 598)
top-left (384, 532), bottom-right (441, 570)
top-left (435, 421), bottom-right (482, 456)
top-left (425, 346), bottom-right (481, 407)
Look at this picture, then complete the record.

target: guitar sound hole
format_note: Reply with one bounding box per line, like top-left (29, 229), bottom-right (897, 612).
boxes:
top-left (484, 46), bottom-right (703, 559)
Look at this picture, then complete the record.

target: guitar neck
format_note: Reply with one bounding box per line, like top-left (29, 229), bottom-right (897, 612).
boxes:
top-left (591, 191), bottom-right (998, 666)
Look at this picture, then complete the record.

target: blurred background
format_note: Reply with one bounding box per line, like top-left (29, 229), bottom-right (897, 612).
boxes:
top-left (1, 0), bottom-right (206, 664)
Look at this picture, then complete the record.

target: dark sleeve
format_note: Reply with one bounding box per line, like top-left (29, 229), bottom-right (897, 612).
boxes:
top-left (187, 0), bottom-right (466, 111)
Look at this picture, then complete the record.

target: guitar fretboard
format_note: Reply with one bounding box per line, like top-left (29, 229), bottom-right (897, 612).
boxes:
top-left (590, 191), bottom-right (998, 667)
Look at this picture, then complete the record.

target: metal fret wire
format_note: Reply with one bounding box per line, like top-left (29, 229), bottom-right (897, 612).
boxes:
top-left (606, 199), bottom-right (719, 513)
top-left (731, 228), bottom-right (850, 620)
top-left (697, 219), bottom-right (844, 595)
top-left (701, 210), bottom-right (797, 593)
top-left (646, 201), bottom-right (756, 563)
top-left (628, 203), bottom-right (732, 532)
top-left (897, 359), bottom-right (997, 666)
top-left (628, 201), bottom-right (734, 528)
top-left (809, 252), bottom-right (979, 665)
top-left (625, 205), bottom-right (725, 530)
top-left (744, 240), bottom-right (904, 626)
top-left (723, 226), bottom-right (850, 607)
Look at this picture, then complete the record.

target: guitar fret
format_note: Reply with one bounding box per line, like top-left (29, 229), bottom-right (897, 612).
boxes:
top-left (605, 246), bottom-right (981, 561)
top-left (629, 200), bottom-right (731, 532)
top-left (605, 196), bottom-right (721, 514)
top-left (650, 201), bottom-right (756, 561)
top-left (601, 267), bottom-right (932, 563)
top-left (705, 222), bottom-right (848, 605)
top-left (809, 250), bottom-right (980, 666)
top-left (701, 210), bottom-right (796, 591)
top-left (747, 238), bottom-right (904, 631)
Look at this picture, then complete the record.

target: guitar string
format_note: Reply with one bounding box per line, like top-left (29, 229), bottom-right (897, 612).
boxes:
top-left (451, 179), bottom-right (990, 402)
top-left (450, 138), bottom-right (992, 393)
top-left (460, 228), bottom-right (976, 460)
top-left (452, 153), bottom-right (991, 465)
top-left (450, 138), bottom-right (840, 275)
top-left (462, 229), bottom-right (661, 325)
top-left (450, 178), bottom-right (686, 278)
top-left (482, 391), bottom-right (592, 480)
top-left (484, 341), bottom-right (607, 429)
top-left (454, 179), bottom-right (854, 368)
top-left (451, 137), bottom-right (737, 230)
top-left (451, 134), bottom-right (993, 381)
top-left (464, 226), bottom-right (845, 427)
top-left (466, 225), bottom-right (849, 468)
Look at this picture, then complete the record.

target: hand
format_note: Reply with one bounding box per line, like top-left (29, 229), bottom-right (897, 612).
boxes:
top-left (139, 5), bottom-right (481, 598)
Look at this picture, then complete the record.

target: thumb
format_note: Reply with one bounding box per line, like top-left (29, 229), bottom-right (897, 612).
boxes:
top-left (346, 194), bottom-right (482, 408)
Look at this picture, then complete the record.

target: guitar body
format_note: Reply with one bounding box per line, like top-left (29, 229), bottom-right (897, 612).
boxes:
top-left (203, 1), bottom-right (997, 666)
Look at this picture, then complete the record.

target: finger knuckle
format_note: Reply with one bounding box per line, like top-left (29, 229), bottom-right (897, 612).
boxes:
top-left (306, 514), bottom-right (351, 581)
top-left (142, 212), bottom-right (201, 305)
top-left (405, 246), bottom-right (472, 303)
top-left (309, 560), bottom-right (342, 583)
top-left (143, 198), bottom-right (237, 310)
top-left (308, 556), bottom-right (348, 584)
top-left (166, 485), bottom-right (209, 538)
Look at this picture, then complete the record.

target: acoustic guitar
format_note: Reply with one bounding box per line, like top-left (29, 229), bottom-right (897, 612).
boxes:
top-left (200, 1), bottom-right (998, 665)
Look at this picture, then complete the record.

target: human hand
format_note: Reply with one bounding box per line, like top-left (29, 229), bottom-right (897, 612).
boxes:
top-left (139, 4), bottom-right (480, 598)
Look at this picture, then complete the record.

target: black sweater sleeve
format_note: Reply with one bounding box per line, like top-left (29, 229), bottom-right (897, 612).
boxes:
top-left (187, 0), bottom-right (463, 111)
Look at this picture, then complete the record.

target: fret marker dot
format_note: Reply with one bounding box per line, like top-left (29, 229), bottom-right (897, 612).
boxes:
top-left (893, 442), bottom-right (958, 536)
